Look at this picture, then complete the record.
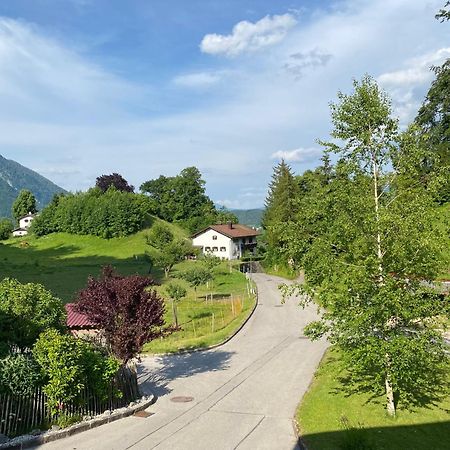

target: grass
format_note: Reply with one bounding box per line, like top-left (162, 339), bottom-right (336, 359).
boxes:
top-left (0, 217), bottom-right (185, 302)
top-left (1, 221), bottom-right (256, 353)
top-left (143, 261), bottom-right (256, 353)
top-left (296, 348), bottom-right (450, 450)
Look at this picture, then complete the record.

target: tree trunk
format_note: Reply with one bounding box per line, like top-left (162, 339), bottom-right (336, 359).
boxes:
top-left (385, 375), bottom-right (396, 416)
top-left (372, 155), bottom-right (384, 283)
top-left (171, 300), bottom-right (179, 328)
top-left (164, 267), bottom-right (170, 278)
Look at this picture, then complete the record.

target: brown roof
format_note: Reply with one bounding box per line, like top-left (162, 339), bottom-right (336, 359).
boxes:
top-left (192, 223), bottom-right (260, 239)
top-left (65, 303), bottom-right (95, 329)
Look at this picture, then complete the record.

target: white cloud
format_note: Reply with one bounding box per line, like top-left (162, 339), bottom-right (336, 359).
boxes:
top-left (172, 71), bottom-right (228, 88)
top-left (271, 148), bottom-right (322, 162)
top-left (378, 47), bottom-right (450, 87)
top-left (200, 14), bottom-right (297, 57)
top-left (378, 47), bottom-right (450, 125)
top-left (1, 0), bottom-right (448, 209)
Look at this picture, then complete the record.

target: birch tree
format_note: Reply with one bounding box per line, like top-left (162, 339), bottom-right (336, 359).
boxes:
top-left (284, 76), bottom-right (449, 415)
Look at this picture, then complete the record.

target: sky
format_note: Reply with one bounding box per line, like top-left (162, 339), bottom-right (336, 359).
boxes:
top-left (0, 0), bottom-right (448, 209)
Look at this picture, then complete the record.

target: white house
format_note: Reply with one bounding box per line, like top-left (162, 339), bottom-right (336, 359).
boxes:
top-left (192, 223), bottom-right (260, 260)
top-left (12, 213), bottom-right (36, 237)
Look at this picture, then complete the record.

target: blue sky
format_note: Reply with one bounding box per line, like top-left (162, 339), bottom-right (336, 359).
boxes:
top-left (0, 0), bottom-right (448, 208)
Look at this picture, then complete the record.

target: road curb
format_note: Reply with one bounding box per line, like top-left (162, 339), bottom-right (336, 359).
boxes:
top-left (0, 394), bottom-right (157, 450)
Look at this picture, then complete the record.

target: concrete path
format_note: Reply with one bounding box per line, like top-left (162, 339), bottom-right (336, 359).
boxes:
top-left (37, 273), bottom-right (328, 450)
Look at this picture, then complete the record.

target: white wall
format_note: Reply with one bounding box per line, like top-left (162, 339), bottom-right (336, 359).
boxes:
top-left (192, 229), bottom-right (234, 259)
top-left (13, 229), bottom-right (28, 237)
top-left (19, 216), bottom-right (34, 229)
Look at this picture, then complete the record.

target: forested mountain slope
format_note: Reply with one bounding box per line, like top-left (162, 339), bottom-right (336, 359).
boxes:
top-left (0, 155), bottom-right (66, 218)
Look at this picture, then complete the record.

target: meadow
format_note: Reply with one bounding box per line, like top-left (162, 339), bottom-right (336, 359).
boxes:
top-left (0, 219), bottom-right (256, 353)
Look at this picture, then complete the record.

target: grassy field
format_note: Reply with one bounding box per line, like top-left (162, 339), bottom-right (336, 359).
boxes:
top-left (0, 217), bottom-right (184, 302)
top-left (143, 260), bottom-right (256, 353)
top-left (0, 221), bottom-right (256, 353)
top-left (296, 348), bottom-right (450, 450)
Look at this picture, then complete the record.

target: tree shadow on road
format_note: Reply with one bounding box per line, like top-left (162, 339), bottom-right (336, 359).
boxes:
top-left (138, 349), bottom-right (234, 397)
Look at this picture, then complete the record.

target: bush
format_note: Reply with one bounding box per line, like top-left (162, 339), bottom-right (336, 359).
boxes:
top-left (0, 279), bottom-right (66, 353)
top-left (0, 218), bottom-right (13, 240)
top-left (33, 329), bottom-right (120, 415)
top-left (0, 353), bottom-right (43, 396)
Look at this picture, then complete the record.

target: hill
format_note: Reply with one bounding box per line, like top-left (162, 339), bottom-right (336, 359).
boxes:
top-left (231, 208), bottom-right (264, 227)
top-left (0, 154), bottom-right (66, 219)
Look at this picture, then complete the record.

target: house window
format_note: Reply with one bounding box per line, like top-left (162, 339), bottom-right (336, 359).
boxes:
top-left (205, 247), bottom-right (211, 251)
top-left (212, 235), bottom-right (218, 240)
top-left (220, 247), bottom-right (226, 252)
top-left (212, 247), bottom-right (218, 252)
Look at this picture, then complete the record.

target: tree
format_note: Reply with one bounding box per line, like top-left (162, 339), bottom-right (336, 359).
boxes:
top-left (436, 1), bottom-right (450, 21)
top-left (215, 207), bottom-right (239, 225)
top-left (75, 267), bottom-right (166, 364)
top-left (140, 167), bottom-right (217, 232)
top-left (0, 278), bottom-right (66, 354)
top-left (165, 282), bottom-right (187, 328)
top-left (12, 189), bottom-right (37, 222)
top-left (262, 160), bottom-right (299, 266)
top-left (283, 76), bottom-right (448, 416)
top-left (413, 59), bottom-right (450, 203)
top-left (0, 218), bottom-right (13, 240)
top-left (146, 223), bottom-right (191, 277)
top-left (96, 173), bottom-right (134, 193)
top-left (181, 266), bottom-right (213, 299)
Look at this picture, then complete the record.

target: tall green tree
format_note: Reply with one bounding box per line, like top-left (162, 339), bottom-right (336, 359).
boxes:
top-left (0, 218), bottom-right (13, 240)
top-left (12, 189), bottom-right (37, 222)
top-left (283, 76), bottom-right (448, 416)
top-left (262, 160), bottom-right (299, 265)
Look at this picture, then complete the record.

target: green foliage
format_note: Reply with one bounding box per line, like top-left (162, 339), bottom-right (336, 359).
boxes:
top-left (12, 189), bottom-right (37, 222)
top-left (262, 160), bottom-right (299, 266)
top-left (165, 282), bottom-right (187, 303)
top-left (33, 329), bottom-right (120, 415)
top-left (281, 76), bottom-right (449, 414)
top-left (413, 58), bottom-right (450, 203)
top-left (215, 207), bottom-right (239, 225)
top-left (140, 167), bottom-right (217, 232)
top-left (0, 278), bottom-right (66, 353)
top-left (201, 253), bottom-right (221, 273)
top-left (32, 188), bottom-right (152, 238)
top-left (146, 222), bottom-right (192, 277)
top-left (0, 353), bottom-right (43, 396)
top-left (0, 218), bottom-right (13, 240)
top-left (181, 266), bottom-right (213, 296)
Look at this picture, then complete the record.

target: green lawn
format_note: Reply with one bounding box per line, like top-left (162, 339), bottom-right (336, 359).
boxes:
top-left (143, 261), bottom-right (256, 353)
top-left (0, 224), bottom-right (256, 353)
top-left (296, 348), bottom-right (450, 450)
top-left (0, 217), bottom-right (185, 302)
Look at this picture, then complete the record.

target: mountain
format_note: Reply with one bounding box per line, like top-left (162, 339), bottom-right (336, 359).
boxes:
top-left (0, 155), bottom-right (66, 219)
top-left (231, 208), bottom-right (264, 227)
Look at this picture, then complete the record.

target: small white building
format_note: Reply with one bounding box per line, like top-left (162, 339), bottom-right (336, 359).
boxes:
top-left (12, 213), bottom-right (36, 237)
top-left (192, 223), bottom-right (260, 260)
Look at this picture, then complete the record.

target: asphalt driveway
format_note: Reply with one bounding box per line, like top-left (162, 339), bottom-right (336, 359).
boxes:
top-left (37, 273), bottom-right (328, 450)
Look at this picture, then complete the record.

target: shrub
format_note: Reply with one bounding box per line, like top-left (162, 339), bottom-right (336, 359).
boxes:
top-left (0, 353), bottom-right (43, 396)
top-left (0, 218), bottom-right (13, 240)
top-left (0, 279), bottom-right (66, 353)
top-left (33, 329), bottom-right (120, 415)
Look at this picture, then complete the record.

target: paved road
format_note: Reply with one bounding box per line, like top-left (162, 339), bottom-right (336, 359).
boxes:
top-left (37, 273), bottom-right (328, 450)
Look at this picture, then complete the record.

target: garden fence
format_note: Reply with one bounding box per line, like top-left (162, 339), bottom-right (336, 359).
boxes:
top-left (0, 366), bottom-right (139, 438)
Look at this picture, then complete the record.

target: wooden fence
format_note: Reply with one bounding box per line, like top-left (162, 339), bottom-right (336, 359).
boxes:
top-left (0, 366), bottom-right (139, 438)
